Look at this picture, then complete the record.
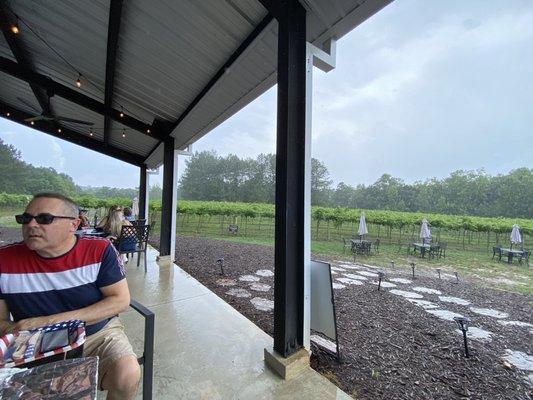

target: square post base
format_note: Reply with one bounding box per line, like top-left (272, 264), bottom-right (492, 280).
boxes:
top-left (156, 255), bottom-right (173, 267)
top-left (264, 347), bottom-right (310, 380)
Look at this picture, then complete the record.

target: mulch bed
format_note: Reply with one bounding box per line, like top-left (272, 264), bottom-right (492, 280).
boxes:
top-left (2, 228), bottom-right (531, 399)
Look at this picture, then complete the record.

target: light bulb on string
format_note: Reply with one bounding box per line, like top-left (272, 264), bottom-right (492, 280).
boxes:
top-left (6, 112), bottom-right (10, 117)
top-left (122, 129), bottom-right (126, 138)
top-left (89, 128), bottom-right (93, 137)
top-left (11, 20), bottom-right (19, 34)
top-left (30, 121), bottom-right (34, 125)
top-left (119, 107), bottom-right (124, 118)
top-left (58, 128), bottom-right (62, 133)
top-left (146, 128), bottom-right (151, 134)
top-left (75, 74), bottom-right (82, 88)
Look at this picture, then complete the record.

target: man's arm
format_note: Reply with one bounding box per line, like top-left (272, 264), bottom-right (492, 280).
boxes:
top-left (0, 300), bottom-right (15, 336)
top-left (14, 279), bottom-right (131, 331)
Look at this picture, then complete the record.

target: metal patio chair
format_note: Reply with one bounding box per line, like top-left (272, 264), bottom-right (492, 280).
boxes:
top-left (130, 300), bottom-right (155, 400)
top-left (492, 246), bottom-right (502, 262)
top-left (116, 225), bottom-right (151, 273)
top-left (438, 242), bottom-right (448, 258)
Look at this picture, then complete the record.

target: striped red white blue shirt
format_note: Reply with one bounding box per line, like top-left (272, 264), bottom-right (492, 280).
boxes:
top-left (0, 236), bottom-right (126, 335)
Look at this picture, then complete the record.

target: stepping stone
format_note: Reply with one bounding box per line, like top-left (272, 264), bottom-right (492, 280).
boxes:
top-left (370, 281), bottom-right (397, 288)
top-left (336, 277), bottom-right (363, 285)
top-left (330, 270), bottom-right (338, 275)
top-left (498, 320), bottom-right (533, 328)
top-left (406, 299), bottom-right (439, 309)
top-left (255, 269), bottom-right (274, 277)
top-left (226, 288), bottom-right (251, 298)
top-left (502, 349), bottom-right (533, 372)
top-left (330, 266), bottom-right (346, 272)
top-left (425, 309), bottom-right (465, 322)
top-left (310, 335), bottom-right (337, 353)
top-left (390, 278), bottom-right (412, 284)
top-left (412, 286), bottom-right (442, 295)
top-left (250, 297), bottom-right (274, 312)
top-left (339, 265), bottom-right (360, 270)
top-left (469, 307), bottom-right (508, 319)
top-left (439, 296), bottom-right (470, 306)
top-left (389, 289), bottom-right (423, 299)
top-left (239, 275), bottom-right (260, 282)
top-left (356, 271), bottom-right (379, 278)
top-left (332, 283), bottom-right (346, 289)
top-left (455, 327), bottom-right (493, 342)
top-left (343, 273), bottom-right (368, 280)
top-left (216, 278), bottom-right (237, 287)
top-left (249, 283), bottom-right (271, 292)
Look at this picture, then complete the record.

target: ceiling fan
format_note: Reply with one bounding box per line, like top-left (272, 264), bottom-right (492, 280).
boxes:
top-left (17, 94), bottom-right (94, 126)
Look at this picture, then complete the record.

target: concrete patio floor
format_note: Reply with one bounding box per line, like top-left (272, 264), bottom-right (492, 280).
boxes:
top-left (110, 247), bottom-right (351, 400)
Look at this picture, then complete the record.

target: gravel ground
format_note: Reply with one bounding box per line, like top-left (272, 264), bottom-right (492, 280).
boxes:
top-left (2, 228), bottom-right (531, 399)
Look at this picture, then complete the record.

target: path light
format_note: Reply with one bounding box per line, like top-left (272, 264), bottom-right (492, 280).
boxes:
top-left (216, 258), bottom-right (224, 275)
top-left (454, 271), bottom-right (459, 284)
top-left (377, 271), bottom-right (385, 291)
top-left (453, 316), bottom-right (471, 358)
top-left (410, 262), bottom-right (416, 279)
top-left (390, 261), bottom-right (395, 269)
top-left (436, 268), bottom-right (441, 279)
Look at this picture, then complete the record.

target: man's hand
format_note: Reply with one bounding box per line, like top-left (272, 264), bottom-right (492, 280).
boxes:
top-left (14, 316), bottom-right (57, 331)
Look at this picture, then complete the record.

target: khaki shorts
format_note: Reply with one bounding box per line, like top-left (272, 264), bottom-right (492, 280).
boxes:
top-left (82, 317), bottom-right (137, 389)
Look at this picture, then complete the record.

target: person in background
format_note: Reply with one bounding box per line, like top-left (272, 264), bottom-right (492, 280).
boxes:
top-left (123, 207), bottom-right (135, 222)
top-left (97, 205), bottom-right (122, 229)
top-left (103, 207), bottom-right (136, 258)
top-left (78, 209), bottom-right (90, 230)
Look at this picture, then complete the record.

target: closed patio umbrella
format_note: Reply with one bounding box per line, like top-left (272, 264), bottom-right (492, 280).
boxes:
top-left (358, 214), bottom-right (368, 238)
top-left (420, 219), bottom-right (431, 243)
top-left (510, 224), bottom-right (522, 247)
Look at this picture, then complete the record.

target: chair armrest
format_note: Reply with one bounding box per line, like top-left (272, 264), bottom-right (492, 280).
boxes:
top-left (130, 299), bottom-right (154, 318)
top-left (129, 299), bottom-right (154, 400)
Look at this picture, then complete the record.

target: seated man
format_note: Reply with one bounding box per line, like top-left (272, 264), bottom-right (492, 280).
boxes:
top-left (0, 193), bottom-right (140, 400)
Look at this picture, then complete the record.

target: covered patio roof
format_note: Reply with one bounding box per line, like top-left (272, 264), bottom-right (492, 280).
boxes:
top-left (0, 0), bottom-right (390, 168)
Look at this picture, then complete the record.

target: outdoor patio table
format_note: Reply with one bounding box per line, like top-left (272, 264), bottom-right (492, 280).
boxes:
top-left (351, 239), bottom-right (372, 255)
top-left (411, 242), bottom-right (431, 258)
top-left (76, 228), bottom-right (105, 237)
top-left (499, 248), bottom-right (524, 264)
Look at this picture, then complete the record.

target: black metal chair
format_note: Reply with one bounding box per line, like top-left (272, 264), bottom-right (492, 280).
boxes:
top-left (492, 246), bottom-right (502, 262)
top-left (438, 242), bottom-right (448, 258)
top-left (428, 244), bottom-right (441, 259)
top-left (116, 225), bottom-right (151, 273)
top-left (130, 300), bottom-right (155, 400)
top-left (132, 219), bottom-right (147, 227)
top-left (373, 238), bottom-right (380, 254)
top-left (342, 238), bottom-right (351, 254)
top-left (518, 250), bottom-right (530, 265)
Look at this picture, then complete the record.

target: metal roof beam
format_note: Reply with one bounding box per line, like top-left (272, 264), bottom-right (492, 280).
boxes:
top-left (0, 1), bottom-right (52, 115)
top-left (1, 101), bottom-right (145, 166)
top-left (257, 0), bottom-right (281, 19)
top-left (103, 0), bottom-right (123, 145)
top-left (0, 56), bottom-right (165, 141)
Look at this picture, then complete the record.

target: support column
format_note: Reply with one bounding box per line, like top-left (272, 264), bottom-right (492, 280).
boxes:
top-left (272, 0), bottom-right (307, 358)
top-left (139, 164), bottom-right (147, 220)
top-left (158, 137), bottom-right (178, 265)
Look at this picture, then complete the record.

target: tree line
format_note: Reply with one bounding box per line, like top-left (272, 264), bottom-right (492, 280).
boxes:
top-left (1, 139), bottom-right (531, 219)
top-left (179, 151), bottom-right (533, 219)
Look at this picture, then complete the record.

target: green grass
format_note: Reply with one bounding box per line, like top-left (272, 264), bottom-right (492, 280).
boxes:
top-left (0, 208), bottom-right (22, 228)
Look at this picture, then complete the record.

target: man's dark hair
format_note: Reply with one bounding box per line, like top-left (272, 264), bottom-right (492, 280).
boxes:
top-left (123, 207), bottom-right (132, 217)
top-left (32, 193), bottom-right (79, 217)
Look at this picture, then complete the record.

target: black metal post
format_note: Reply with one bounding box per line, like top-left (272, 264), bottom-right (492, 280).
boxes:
top-left (462, 329), bottom-right (470, 358)
top-left (159, 137), bottom-right (174, 256)
top-left (273, 0), bottom-right (306, 358)
top-left (139, 164), bottom-right (147, 220)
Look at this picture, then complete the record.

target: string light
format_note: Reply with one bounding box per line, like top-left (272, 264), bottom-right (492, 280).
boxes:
top-left (119, 107), bottom-right (124, 118)
top-left (10, 20), bottom-right (19, 34)
top-left (57, 128), bottom-right (62, 133)
top-left (146, 128), bottom-right (150, 133)
top-left (89, 128), bottom-right (93, 136)
top-left (75, 74), bottom-right (82, 88)
top-left (6, 112), bottom-right (10, 117)
top-left (30, 121), bottom-right (34, 125)
top-left (122, 128), bottom-right (126, 138)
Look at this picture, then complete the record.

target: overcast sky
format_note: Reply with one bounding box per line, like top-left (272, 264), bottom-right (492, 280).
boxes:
top-left (1, 0), bottom-right (532, 189)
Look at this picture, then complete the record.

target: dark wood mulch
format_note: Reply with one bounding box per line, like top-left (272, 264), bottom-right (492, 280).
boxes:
top-left (2, 228), bottom-right (531, 399)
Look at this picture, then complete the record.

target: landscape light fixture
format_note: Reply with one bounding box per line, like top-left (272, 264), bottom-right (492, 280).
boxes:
top-left (216, 258), bottom-right (225, 275)
top-left (454, 271), bottom-right (459, 283)
top-left (410, 262), bottom-right (416, 279)
top-left (390, 261), bottom-right (395, 269)
top-left (377, 271), bottom-right (385, 291)
top-left (436, 268), bottom-right (441, 279)
top-left (453, 316), bottom-right (471, 358)
top-left (75, 74), bottom-right (82, 88)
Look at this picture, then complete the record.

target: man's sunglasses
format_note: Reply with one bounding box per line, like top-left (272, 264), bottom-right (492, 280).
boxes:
top-left (15, 213), bottom-right (77, 225)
